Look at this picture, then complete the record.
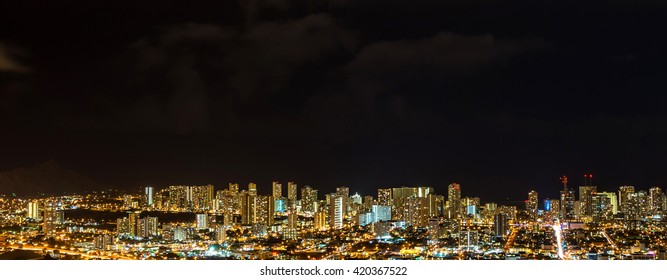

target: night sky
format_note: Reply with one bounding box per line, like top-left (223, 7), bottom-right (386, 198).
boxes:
top-left (2, 0), bottom-right (667, 202)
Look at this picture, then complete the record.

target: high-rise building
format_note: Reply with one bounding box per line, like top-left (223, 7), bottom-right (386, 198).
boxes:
top-left (248, 183), bottom-right (257, 196)
top-left (127, 212), bottom-right (139, 237)
top-left (592, 194), bottom-right (613, 222)
top-left (371, 205), bottom-right (392, 222)
top-left (301, 186), bottom-right (318, 214)
top-left (391, 186), bottom-right (433, 221)
top-left (649, 187), bottom-right (663, 215)
top-left (329, 194), bottom-right (344, 229)
top-left (168, 185), bottom-right (189, 210)
top-left (549, 199), bottom-right (561, 215)
top-left (579, 185), bottom-right (597, 218)
top-left (284, 209), bottom-right (298, 240)
top-left (336, 187), bottom-right (350, 215)
top-left (94, 235), bottom-right (114, 250)
top-left (597, 192), bottom-right (618, 215)
top-left (216, 225), bottom-right (228, 243)
top-left (351, 193), bottom-right (362, 205)
top-left (447, 183), bottom-right (462, 219)
top-left (27, 201), bottom-right (40, 220)
top-left (43, 199), bottom-right (59, 237)
top-left (405, 196), bottom-right (430, 227)
top-left (272, 181), bottom-right (282, 199)
top-left (378, 188), bottom-right (392, 206)
top-left (314, 211), bottom-right (327, 231)
top-left (191, 185), bottom-right (215, 211)
top-left (196, 213), bottom-right (208, 229)
top-left (494, 214), bottom-right (508, 237)
top-left (428, 218), bottom-right (441, 240)
top-left (174, 226), bottom-right (186, 241)
top-left (626, 191), bottom-right (648, 220)
top-left (363, 195), bottom-right (374, 211)
top-left (229, 183), bottom-right (239, 193)
top-left (287, 182), bottom-right (297, 208)
top-left (428, 194), bottom-right (444, 217)
top-left (241, 191), bottom-right (257, 225)
top-left (559, 177), bottom-right (575, 221)
top-left (256, 195), bottom-right (275, 225)
top-left (217, 190), bottom-right (234, 214)
top-left (137, 216), bottom-right (158, 237)
top-left (619, 186), bottom-right (635, 215)
top-left (527, 190), bottom-right (538, 220)
top-left (274, 198), bottom-right (286, 213)
top-left (145, 186), bottom-right (154, 207)
top-left (336, 187), bottom-right (350, 198)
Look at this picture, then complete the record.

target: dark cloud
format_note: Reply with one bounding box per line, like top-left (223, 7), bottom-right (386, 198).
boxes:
top-left (96, 13), bottom-right (357, 134)
top-left (303, 32), bottom-right (549, 138)
top-left (0, 42), bottom-right (29, 73)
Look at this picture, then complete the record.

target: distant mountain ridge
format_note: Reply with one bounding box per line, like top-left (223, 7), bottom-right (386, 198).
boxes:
top-left (0, 160), bottom-right (98, 195)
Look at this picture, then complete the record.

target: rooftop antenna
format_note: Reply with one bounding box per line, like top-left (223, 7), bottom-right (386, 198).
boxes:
top-left (560, 175), bottom-right (568, 191)
top-left (584, 174), bottom-right (593, 186)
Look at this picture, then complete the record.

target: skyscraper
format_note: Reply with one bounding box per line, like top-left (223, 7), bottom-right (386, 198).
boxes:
top-left (597, 192), bottom-right (618, 215)
top-left (392, 186), bottom-right (433, 221)
top-left (649, 187), bottom-right (663, 215)
top-left (241, 191), bottom-right (257, 225)
top-left (405, 196), bottom-right (430, 227)
top-left (618, 186), bottom-right (635, 215)
top-left (527, 190), bottom-right (538, 220)
top-left (248, 182), bottom-right (257, 196)
top-left (329, 194), bottom-right (344, 229)
top-left (447, 183), bottom-right (462, 220)
top-left (301, 186), bottom-right (318, 214)
top-left (27, 201), bottom-right (40, 220)
top-left (592, 193), bottom-right (613, 222)
top-left (494, 214), bottom-right (508, 237)
top-left (314, 211), bottom-right (327, 231)
top-left (43, 199), bottom-right (58, 237)
top-left (559, 176), bottom-right (575, 221)
top-left (145, 186), bottom-right (154, 207)
top-left (287, 182), bottom-right (297, 208)
top-left (168, 185), bottom-right (189, 210)
top-left (334, 186), bottom-right (349, 216)
top-left (137, 216), bottom-right (158, 237)
top-left (256, 195), bottom-right (275, 225)
top-left (229, 183), bottom-right (239, 193)
top-left (364, 195), bottom-right (374, 211)
top-left (371, 205), bottom-right (392, 222)
top-left (626, 191), bottom-right (648, 221)
top-left (378, 188), bottom-right (392, 206)
top-left (191, 185), bottom-right (215, 211)
top-left (272, 181), bottom-right (282, 199)
top-left (428, 194), bottom-right (444, 217)
top-left (196, 213), bottom-right (208, 229)
top-left (579, 184), bottom-right (597, 218)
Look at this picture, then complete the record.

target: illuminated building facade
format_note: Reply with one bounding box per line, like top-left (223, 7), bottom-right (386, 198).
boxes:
top-left (378, 188), bottom-right (392, 206)
top-left (649, 187), bottom-right (663, 215)
top-left (619, 186), bottom-right (635, 215)
top-left (527, 190), bottom-right (538, 220)
top-left (579, 185), bottom-right (597, 218)
top-left (272, 181), bottom-right (282, 199)
top-left (301, 186), bottom-right (318, 214)
top-left (448, 183), bottom-right (462, 219)
top-left (329, 194), bottom-right (344, 229)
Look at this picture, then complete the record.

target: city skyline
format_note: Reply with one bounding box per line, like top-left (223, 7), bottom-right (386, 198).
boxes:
top-left (2, 175), bottom-right (666, 260)
top-left (2, 160), bottom-right (665, 203)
